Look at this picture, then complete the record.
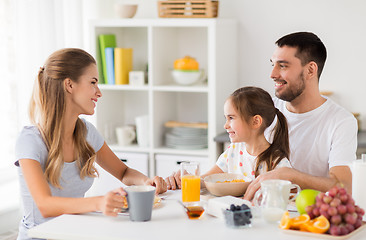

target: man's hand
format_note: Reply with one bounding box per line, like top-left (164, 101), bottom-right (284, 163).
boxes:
top-left (244, 167), bottom-right (291, 200)
top-left (243, 166), bottom-right (352, 201)
top-left (165, 170), bottom-right (182, 190)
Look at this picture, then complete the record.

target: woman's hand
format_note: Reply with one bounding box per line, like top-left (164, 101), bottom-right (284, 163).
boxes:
top-left (99, 187), bottom-right (126, 217)
top-left (145, 176), bottom-right (167, 194)
top-left (165, 170), bottom-right (182, 190)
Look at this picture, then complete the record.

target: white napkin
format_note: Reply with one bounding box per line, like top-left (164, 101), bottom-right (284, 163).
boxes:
top-left (206, 196), bottom-right (253, 219)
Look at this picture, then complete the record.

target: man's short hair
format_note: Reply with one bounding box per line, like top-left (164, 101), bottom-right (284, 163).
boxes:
top-left (276, 32), bottom-right (327, 79)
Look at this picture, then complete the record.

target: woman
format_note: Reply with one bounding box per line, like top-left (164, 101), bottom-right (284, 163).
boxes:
top-left (15, 48), bottom-right (166, 240)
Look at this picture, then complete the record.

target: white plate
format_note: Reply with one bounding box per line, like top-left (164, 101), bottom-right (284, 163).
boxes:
top-left (281, 222), bottom-right (366, 239)
top-left (166, 143), bottom-right (208, 149)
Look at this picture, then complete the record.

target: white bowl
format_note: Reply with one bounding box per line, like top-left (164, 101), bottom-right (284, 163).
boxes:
top-left (115, 4), bottom-right (138, 18)
top-left (204, 173), bottom-right (252, 197)
top-left (171, 69), bottom-right (205, 85)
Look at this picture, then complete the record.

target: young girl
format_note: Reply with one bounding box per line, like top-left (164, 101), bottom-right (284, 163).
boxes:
top-left (15, 48), bottom-right (166, 240)
top-left (165, 86), bottom-right (291, 189)
top-left (203, 86), bottom-right (291, 179)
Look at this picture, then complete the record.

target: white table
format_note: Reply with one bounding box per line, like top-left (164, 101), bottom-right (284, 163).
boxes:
top-left (28, 190), bottom-right (366, 240)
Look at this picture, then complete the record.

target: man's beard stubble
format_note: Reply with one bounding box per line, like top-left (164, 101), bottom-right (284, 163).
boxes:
top-left (275, 73), bottom-right (305, 102)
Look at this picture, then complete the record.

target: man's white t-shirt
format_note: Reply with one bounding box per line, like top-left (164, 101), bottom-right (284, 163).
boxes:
top-left (268, 97), bottom-right (357, 177)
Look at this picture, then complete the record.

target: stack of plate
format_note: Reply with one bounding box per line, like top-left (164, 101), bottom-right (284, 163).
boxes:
top-left (165, 127), bottom-right (208, 149)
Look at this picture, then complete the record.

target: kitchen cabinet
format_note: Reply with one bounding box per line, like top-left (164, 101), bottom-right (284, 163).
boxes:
top-left (155, 154), bottom-right (211, 178)
top-left (88, 19), bottom-right (237, 177)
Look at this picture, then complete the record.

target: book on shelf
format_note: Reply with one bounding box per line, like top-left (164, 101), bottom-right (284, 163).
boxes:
top-left (105, 47), bottom-right (115, 85)
top-left (114, 48), bottom-right (133, 85)
top-left (98, 34), bottom-right (116, 84)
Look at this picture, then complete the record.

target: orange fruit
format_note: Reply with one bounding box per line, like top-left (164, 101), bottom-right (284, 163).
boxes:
top-left (306, 215), bottom-right (330, 234)
top-left (279, 212), bottom-right (328, 234)
top-left (291, 214), bottom-right (310, 229)
top-left (279, 211), bottom-right (292, 230)
top-left (174, 56), bottom-right (199, 70)
top-left (299, 219), bottom-right (315, 232)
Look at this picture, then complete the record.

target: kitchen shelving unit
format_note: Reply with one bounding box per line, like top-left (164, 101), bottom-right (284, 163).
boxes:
top-left (88, 18), bottom-right (237, 177)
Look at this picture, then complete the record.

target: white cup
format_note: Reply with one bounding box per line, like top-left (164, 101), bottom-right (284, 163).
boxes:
top-left (135, 115), bottom-right (149, 147)
top-left (115, 126), bottom-right (136, 146)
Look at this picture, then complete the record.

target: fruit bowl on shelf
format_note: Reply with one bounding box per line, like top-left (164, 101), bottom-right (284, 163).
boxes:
top-left (171, 69), bottom-right (206, 85)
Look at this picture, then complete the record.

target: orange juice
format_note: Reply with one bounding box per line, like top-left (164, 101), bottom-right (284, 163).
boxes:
top-left (181, 175), bottom-right (200, 202)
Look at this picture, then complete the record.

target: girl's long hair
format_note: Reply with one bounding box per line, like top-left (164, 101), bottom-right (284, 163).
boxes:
top-left (29, 48), bottom-right (98, 188)
top-left (230, 86), bottom-right (290, 177)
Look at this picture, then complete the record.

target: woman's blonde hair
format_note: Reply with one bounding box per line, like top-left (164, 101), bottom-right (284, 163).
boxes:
top-left (29, 48), bottom-right (98, 188)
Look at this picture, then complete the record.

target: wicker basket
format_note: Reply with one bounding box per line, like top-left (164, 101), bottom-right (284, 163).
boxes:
top-left (158, 0), bottom-right (219, 18)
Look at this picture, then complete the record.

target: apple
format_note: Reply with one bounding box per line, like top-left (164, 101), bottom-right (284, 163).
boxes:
top-left (296, 189), bottom-right (321, 214)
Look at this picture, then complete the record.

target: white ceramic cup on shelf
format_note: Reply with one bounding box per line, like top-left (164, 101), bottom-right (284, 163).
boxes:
top-left (115, 126), bottom-right (136, 146)
top-left (135, 115), bottom-right (149, 147)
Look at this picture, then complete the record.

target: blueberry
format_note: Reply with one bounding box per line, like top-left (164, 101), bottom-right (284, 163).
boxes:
top-left (230, 204), bottom-right (236, 211)
top-left (237, 218), bottom-right (245, 225)
top-left (241, 204), bottom-right (249, 210)
top-left (245, 211), bottom-right (252, 219)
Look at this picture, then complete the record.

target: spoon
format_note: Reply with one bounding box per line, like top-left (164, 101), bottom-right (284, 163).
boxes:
top-left (176, 200), bottom-right (189, 211)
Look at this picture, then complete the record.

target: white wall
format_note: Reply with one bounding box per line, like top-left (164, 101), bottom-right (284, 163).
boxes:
top-left (219, 0), bottom-right (366, 130)
top-left (18, 0), bottom-right (366, 129)
top-left (125, 0), bottom-right (366, 130)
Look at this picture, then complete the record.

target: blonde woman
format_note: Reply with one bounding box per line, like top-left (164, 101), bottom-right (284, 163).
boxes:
top-left (15, 48), bottom-right (167, 240)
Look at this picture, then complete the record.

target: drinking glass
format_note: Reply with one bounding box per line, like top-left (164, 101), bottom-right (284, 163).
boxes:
top-left (181, 161), bottom-right (200, 202)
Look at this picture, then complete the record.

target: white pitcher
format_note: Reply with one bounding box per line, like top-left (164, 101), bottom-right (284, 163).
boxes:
top-left (253, 179), bottom-right (300, 223)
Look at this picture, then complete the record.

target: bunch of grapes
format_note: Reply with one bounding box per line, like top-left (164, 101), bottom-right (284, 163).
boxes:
top-left (305, 185), bottom-right (365, 236)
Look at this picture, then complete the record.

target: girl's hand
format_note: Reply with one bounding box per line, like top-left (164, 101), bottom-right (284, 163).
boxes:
top-left (145, 176), bottom-right (167, 194)
top-left (99, 187), bottom-right (126, 217)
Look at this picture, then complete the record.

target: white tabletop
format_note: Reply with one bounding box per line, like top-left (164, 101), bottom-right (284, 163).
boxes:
top-left (28, 190), bottom-right (366, 240)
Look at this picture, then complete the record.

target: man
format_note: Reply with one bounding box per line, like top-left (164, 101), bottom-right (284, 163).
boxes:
top-left (244, 32), bottom-right (357, 200)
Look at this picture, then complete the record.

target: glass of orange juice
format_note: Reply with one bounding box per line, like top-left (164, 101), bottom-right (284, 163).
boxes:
top-left (181, 161), bottom-right (200, 202)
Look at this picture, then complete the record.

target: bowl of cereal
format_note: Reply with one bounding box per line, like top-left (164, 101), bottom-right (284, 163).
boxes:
top-left (204, 173), bottom-right (252, 197)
